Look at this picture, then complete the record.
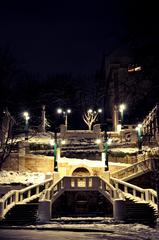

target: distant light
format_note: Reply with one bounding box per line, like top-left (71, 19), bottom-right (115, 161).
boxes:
top-left (135, 66), bottom-right (142, 72)
top-left (98, 109), bottom-right (102, 113)
top-left (23, 111), bottom-right (29, 117)
top-left (23, 111), bottom-right (30, 120)
top-left (95, 139), bottom-right (102, 144)
top-left (57, 108), bottom-right (62, 114)
top-left (61, 140), bottom-right (66, 145)
top-left (67, 109), bottom-right (71, 114)
top-left (88, 109), bottom-right (93, 113)
top-left (119, 104), bottom-right (126, 112)
top-left (107, 138), bottom-right (112, 145)
top-left (128, 65), bottom-right (142, 73)
top-left (50, 139), bottom-right (55, 145)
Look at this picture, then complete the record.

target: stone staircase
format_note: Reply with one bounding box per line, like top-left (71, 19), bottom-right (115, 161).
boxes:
top-left (61, 138), bottom-right (101, 159)
top-left (111, 158), bottom-right (152, 181)
top-left (125, 197), bottom-right (157, 224)
top-left (0, 178), bottom-right (53, 221)
top-left (0, 175), bottom-right (158, 225)
top-left (110, 176), bottom-right (158, 222)
top-left (0, 202), bottom-right (39, 225)
top-left (39, 176), bottom-right (158, 223)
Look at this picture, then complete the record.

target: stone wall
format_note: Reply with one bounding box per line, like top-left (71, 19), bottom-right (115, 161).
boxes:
top-left (24, 155), bottom-right (53, 172)
top-left (2, 153), bottom-right (53, 173)
top-left (108, 155), bottom-right (138, 164)
top-left (2, 153), bottom-right (19, 171)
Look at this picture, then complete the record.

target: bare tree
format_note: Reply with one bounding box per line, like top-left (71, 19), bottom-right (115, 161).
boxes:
top-left (83, 109), bottom-right (101, 130)
top-left (0, 109), bottom-right (16, 170)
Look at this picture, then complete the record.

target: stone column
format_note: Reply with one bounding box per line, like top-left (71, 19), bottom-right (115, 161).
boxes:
top-left (41, 105), bottom-right (46, 132)
top-left (18, 142), bottom-right (26, 171)
top-left (113, 199), bottom-right (126, 221)
top-left (60, 124), bottom-right (67, 139)
top-left (38, 200), bottom-right (52, 223)
top-left (113, 105), bottom-right (119, 132)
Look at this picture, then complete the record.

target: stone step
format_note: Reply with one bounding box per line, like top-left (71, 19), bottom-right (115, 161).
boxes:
top-left (50, 217), bottom-right (117, 224)
top-left (0, 203), bottom-right (39, 226)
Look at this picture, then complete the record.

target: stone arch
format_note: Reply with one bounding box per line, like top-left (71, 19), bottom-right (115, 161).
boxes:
top-left (72, 167), bottom-right (90, 176)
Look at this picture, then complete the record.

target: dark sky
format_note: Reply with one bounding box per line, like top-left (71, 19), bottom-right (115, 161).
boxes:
top-left (0, 0), bottom-right (127, 76)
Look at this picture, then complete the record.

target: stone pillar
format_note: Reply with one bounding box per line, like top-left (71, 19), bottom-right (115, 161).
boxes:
top-left (38, 200), bottom-right (52, 223)
top-left (93, 124), bottom-right (101, 134)
top-left (56, 147), bottom-right (61, 162)
top-left (41, 105), bottom-right (46, 132)
top-left (60, 124), bottom-right (67, 139)
top-left (18, 142), bottom-right (26, 171)
top-left (113, 199), bottom-right (126, 221)
top-left (113, 105), bottom-right (119, 132)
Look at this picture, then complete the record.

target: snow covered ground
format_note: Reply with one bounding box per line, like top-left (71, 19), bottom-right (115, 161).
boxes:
top-left (0, 170), bottom-right (47, 185)
top-left (35, 222), bottom-right (159, 239)
top-left (1, 222), bottom-right (159, 240)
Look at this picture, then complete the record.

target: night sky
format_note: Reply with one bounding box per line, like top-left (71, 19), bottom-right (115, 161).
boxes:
top-left (0, 1), bottom-right (159, 129)
top-left (0, 0), bottom-right (128, 76)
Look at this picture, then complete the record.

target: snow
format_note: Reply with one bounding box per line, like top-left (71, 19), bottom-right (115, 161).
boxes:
top-left (0, 170), bottom-right (47, 185)
top-left (110, 147), bottom-right (139, 154)
top-left (3, 221), bottom-right (159, 239)
top-left (59, 157), bottom-right (105, 167)
top-left (0, 157), bottom-right (130, 185)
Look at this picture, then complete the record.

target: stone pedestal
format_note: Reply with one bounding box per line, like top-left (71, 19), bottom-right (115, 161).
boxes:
top-left (113, 199), bottom-right (126, 221)
top-left (60, 124), bottom-right (67, 139)
top-left (38, 200), bottom-right (52, 223)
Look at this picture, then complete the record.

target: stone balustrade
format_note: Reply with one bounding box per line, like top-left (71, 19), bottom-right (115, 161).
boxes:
top-left (111, 177), bottom-right (157, 211)
top-left (0, 178), bottom-right (53, 220)
top-left (111, 158), bottom-right (152, 180)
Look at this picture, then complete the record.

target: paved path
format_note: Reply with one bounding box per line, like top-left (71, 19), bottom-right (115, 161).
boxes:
top-left (0, 228), bottom-right (159, 240)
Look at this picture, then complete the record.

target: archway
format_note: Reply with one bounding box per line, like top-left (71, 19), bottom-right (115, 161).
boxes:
top-left (72, 167), bottom-right (90, 176)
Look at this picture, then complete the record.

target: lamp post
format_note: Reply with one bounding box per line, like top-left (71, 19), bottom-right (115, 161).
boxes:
top-left (119, 104), bottom-right (126, 127)
top-left (57, 108), bottom-right (71, 130)
top-left (102, 129), bottom-right (112, 171)
top-left (104, 138), bottom-right (112, 171)
top-left (23, 111), bottom-right (30, 140)
top-left (50, 139), bottom-right (58, 172)
top-left (136, 124), bottom-right (142, 152)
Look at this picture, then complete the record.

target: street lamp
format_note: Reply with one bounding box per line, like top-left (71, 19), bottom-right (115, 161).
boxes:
top-left (119, 104), bottom-right (126, 127)
top-left (23, 111), bottom-right (30, 140)
top-left (57, 108), bottom-right (71, 130)
top-left (136, 123), bottom-right (142, 152)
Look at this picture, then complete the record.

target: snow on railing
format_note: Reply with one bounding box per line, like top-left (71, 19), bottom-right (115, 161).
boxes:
top-left (41, 176), bottom-right (119, 204)
top-left (111, 158), bottom-right (152, 180)
top-left (142, 104), bottom-right (158, 128)
top-left (0, 178), bottom-right (53, 220)
top-left (110, 177), bottom-right (157, 210)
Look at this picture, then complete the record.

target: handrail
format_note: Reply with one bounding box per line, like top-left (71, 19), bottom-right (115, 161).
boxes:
top-left (0, 178), bottom-right (53, 220)
top-left (40, 176), bottom-right (119, 205)
top-left (142, 104), bottom-right (158, 127)
top-left (111, 158), bottom-right (152, 180)
top-left (111, 177), bottom-right (157, 210)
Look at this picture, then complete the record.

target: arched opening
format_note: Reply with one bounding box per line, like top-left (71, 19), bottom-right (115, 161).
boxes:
top-left (72, 167), bottom-right (90, 176)
top-left (52, 191), bottom-right (113, 217)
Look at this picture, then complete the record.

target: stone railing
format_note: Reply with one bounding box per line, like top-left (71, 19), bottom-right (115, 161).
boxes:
top-left (0, 178), bottom-right (53, 220)
top-left (41, 176), bottom-right (119, 204)
top-left (111, 177), bottom-right (157, 211)
top-left (38, 176), bottom-right (119, 221)
top-left (111, 158), bottom-right (152, 180)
